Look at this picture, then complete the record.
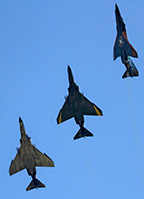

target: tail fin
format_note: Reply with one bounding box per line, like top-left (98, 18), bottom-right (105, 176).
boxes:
top-left (122, 57), bottom-right (139, 78)
top-left (73, 127), bottom-right (93, 140)
top-left (26, 178), bottom-right (45, 191)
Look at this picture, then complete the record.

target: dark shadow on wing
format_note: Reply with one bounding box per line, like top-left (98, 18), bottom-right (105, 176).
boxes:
top-left (81, 94), bottom-right (103, 116)
top-left (57, 95), bottom-right (74, 124)
top-left (113, 34), bottom-right (121, 60)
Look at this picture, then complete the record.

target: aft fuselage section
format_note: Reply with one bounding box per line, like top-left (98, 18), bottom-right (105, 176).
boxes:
top-left (68, 89), bottom-right (84, 126)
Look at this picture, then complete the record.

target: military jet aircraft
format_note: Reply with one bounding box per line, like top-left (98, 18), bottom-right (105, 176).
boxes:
top-left (113, 4), bottom-right (139, 78)
top-left (9, 117), bottom-right (54, 191)
top-left (57, 66), bottom-right (103, 140)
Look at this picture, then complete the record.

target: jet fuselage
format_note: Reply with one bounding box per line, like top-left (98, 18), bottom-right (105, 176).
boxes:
top-left (19, 118), bottom-right (37, 178)
top-left (68, 89), bottom-right (84, 126)
top-left (68, 66), bottom-right (84, 127)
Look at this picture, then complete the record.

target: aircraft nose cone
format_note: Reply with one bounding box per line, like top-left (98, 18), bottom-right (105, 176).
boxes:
top-left (19, 117), bottom-right (22, 122)
top-left (115, 3), bottom-right (119, 12)
top-left (67, 65), bottom-right (71, 72)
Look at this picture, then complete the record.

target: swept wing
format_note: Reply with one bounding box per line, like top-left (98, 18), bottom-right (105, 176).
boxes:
top-left (81, 94), bottom-right (103, 116)
top-left (113, 32), bottom-right (138, 60)
top-left (9, 146), bottom-right (25, 176)
top-left (57, 95), bottom-right (74, 124)
top-left (32, 145), bottom-right (54, 167)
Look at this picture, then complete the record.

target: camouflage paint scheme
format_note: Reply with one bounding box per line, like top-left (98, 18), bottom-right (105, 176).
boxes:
top-left (9, 117), bottom-right (54, 191)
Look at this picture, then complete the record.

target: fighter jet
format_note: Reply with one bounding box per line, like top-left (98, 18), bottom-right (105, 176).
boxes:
top-left (57, 66), bottom-right (103, 140)
top-left (9, 117), bottom-right (54, 191)
top-left (113, 4), bottom-right (139, 78)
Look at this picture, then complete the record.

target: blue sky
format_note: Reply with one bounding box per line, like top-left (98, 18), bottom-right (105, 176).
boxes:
top-left (1, 0), bottom-right (144, 198)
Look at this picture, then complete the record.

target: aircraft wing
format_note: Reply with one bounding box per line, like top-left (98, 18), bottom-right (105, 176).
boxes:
top-left (33, 145), bottom-right (54, 167)
top-left (113, 33), bottom-right (138, 60)
top-left (81, 94), bottom-right (103, 116)
top-left (113, 34), bottom-right (122, 60)
top-left (57, 95), bottom-right (74, 124)
top-left (122, 32), bottom-right (138, 58)
top-left (9, 146), bottom-right (26, 176)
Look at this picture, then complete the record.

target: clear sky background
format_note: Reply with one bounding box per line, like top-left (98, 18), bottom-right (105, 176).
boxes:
top-left (1, 0), bottom-right (144, 198)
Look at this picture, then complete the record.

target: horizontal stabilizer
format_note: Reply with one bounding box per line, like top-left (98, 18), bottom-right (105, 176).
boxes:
top-left (122, 69), bottom-right (139, 78)
top-left (122, 57), bottom-right (139, 78)
top-left (122, 70), bottom-right (130, 78)
top-left (26, 178), bottom-right (45, 191)
top-left (73, 127), bottom-right (93, 140)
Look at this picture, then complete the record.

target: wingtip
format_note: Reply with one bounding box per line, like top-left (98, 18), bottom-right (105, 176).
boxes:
top-left (57, 112), bottom-right (62, 124)
top-left (93, 105), bottom-right (103, 116)
top-left (100, 111), bottom-right (103, 116)
top-left (9, 168), bottom-right (12, 176)
top-left (51, 162), bottom-right (55, 167)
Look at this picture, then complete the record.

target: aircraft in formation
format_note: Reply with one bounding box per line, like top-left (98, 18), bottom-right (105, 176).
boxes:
top-left (9, 3), bottom-right (139, 191)
top-left (9, 117), bottom-right (54, 191)
top-left (57, 65), bottom-right (103, 140)
top-left (113, 4), bottom-right (139, 78)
